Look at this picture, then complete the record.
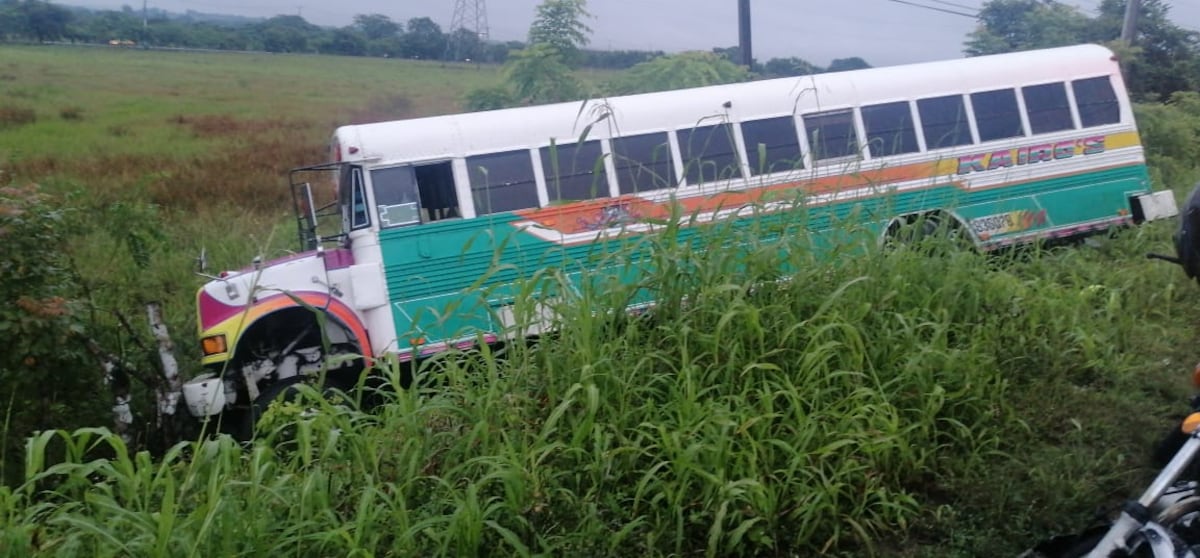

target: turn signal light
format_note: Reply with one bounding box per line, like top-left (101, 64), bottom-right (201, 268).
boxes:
top-left (201, 334), bottom-right (227, 356)
top-left (1182, 412), bottom-right (1200, 435)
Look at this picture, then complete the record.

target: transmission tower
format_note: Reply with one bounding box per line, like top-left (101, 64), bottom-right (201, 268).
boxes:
top-left (446, 0), bottom-right (489, 62)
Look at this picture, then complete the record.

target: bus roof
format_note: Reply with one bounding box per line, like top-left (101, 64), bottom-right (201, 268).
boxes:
top-left (335, 44), bottom-right (1123, 166)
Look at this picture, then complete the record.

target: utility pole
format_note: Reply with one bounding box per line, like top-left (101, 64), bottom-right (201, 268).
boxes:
top-left (142, 0), bottom-right (147, 42)
top-left (1121, 0), bottom-right (1140, 43)
top-left (737, 0), bottom-right (752, 68)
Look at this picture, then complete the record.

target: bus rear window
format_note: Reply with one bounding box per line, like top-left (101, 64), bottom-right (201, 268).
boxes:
top-left (677, 123), bottom-right (742, 185)
top-left (917, 95), bottom-right (973, 149)
top-left (540, 140), bottom-right (610, 202)
top-left (740, 116), bottom-right (803, 176)
top-left (1073, 76), bottom-right (1121, 127)
top-left (467, 150), bottom-right (540, 215)
top-left (612, 132), bottom-right (675, 194)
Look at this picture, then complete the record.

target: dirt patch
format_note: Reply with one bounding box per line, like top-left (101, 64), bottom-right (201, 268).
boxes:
top-left (168, 113), bottom-right (310, 139)
top-left (0, 105), bottom-right (36, 129)
top-left (12, 138), bottom-right (324, 215)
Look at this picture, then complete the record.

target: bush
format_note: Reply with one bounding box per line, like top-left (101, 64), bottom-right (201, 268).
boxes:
top-left (604, 51), bottom-right (749, 95)
top-left (463, 85), bottom-right (517, 112)
top-left (1135, 92), bottom-right (1200, 192)
top-left (58, 106), bottom-right (83, 121)
top-left (0, 185), bottom-right (107, 486)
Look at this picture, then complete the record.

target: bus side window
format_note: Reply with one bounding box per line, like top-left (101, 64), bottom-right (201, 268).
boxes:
top-left (740, 116), bottom-right (804, 176)
top-left (612, 132), bottom-right (675, 194)
top-left (917, 95), bottom-right (974, 149)
top-left (971, 88), bottom-right (1025, 142)
top-left (1023, 82), bottom-right (1075, 134)
top-left (804, 109), bottom-right (859, 162)
top-left (862, 101), bottom-right (920, 157)
top-left (372, 166), bottom-right (421, 228)
top-left (414, 161), bottom-right (460, 221)
top-left (540, 140), bottom-right (610, 202)
top-left (1072, 76), bottom-right (1121, 127)
top-left (677, 122), bottom-right (743, 186)
top-left (467, 150), bottom-right (540, 216)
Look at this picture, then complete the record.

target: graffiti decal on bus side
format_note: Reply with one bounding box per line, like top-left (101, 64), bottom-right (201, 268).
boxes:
top-left (970, 209), bottom-right (1049, 239)
top-left (957, 136), bottom-right (1107, 175)
top-left (577, 202), bottom-right (640, 232)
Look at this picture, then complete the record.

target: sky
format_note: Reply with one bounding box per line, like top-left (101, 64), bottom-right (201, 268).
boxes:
top-left (62, 0), bottom-right (1200, 67)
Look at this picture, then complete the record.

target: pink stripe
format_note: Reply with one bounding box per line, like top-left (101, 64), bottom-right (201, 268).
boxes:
top-left (197, 289), bottom-right (242, 331)
top-left (323, 248), bottom-right (355, 270)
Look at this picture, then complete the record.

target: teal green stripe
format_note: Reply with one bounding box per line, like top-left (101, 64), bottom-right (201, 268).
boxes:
top-left (380, 164), bottom-right (1151, 346)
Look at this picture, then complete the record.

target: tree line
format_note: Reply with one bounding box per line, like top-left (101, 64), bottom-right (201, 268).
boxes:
top-left (0, 0), bottom-right (858, 75)
top-left (3, 0), bottom-right (1198, 98)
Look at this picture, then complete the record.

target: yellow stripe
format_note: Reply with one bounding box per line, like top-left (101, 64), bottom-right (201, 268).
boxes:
top-left (1104, 130), bottom-right (1141, 150)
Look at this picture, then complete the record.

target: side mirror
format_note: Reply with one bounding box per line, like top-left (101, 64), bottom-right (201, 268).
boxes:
top-left (195, 246), bottom-right (208, 274)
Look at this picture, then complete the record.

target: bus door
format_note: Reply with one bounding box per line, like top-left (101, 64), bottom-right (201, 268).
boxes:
top-left (371, 161), bottom-right (466, 344)
top-left (371, 161), bottom-right (461, 259)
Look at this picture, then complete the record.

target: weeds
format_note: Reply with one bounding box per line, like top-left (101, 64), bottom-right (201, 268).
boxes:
top-left (3, 216), bottom-right (1192, 557)
top-left (167, 114), bottom-right (309, 139)
top-left (0, 105), bottom-right (35, 129)
top-left (58, 106), bottom-right (82, 121)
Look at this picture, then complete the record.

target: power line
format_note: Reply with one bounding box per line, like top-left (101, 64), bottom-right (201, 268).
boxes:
top-left (885, 0), bottom-right (978, 18)
top-left (924, 0), bottom-right (984, 11)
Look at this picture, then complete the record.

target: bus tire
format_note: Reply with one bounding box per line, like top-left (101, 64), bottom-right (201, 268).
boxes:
top-left (885, 211), bottom-right (971, 251)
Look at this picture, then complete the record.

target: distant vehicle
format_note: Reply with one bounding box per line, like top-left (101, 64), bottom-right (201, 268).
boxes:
top-left (181, 44), bottom-right (1179, 432)
top-left (107, 39), bottom-right (136, 47)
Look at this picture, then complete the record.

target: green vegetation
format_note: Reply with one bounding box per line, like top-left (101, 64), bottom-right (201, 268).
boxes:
top-left (4, 197), bottom-right (1200, 556)
top-left (606, 51), bottom-right (749, 95)
top-left (527, 0), bottom-right (592, 67)
top-left (3, 35), bottom-right (1200, 556)
top-left (968, 0), bottom-right (1200, 100)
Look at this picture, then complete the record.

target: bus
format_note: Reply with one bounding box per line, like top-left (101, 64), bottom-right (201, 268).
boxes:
top-left (181, 44), bottom-right (1179, 427)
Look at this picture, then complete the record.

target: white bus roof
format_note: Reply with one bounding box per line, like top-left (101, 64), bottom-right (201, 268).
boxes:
top-left (335, 44), bottom-right (1123, 165)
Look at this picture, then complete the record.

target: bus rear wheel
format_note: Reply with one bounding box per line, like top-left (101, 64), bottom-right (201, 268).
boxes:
top-left (885, 211), bottom-right (972, 252)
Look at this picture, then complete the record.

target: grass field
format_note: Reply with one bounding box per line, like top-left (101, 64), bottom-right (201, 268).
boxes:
top-left (2, 44), bottom-right (1200, 556)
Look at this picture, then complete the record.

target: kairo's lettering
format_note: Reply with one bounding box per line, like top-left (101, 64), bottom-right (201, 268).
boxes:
top-left (956, 135), bottom-right (1107, 175)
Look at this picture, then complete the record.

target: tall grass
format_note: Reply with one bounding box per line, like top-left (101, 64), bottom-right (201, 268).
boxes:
top-left (4, 201), bottom-right (1194, 556)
